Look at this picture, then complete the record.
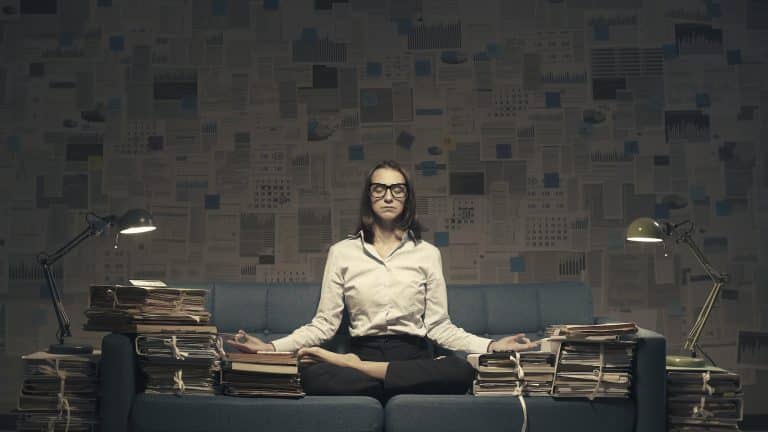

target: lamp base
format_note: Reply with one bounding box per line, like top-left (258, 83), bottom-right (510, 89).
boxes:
top-left (666, 354), bottom-right (706, 368)
top-left (48, 343), bottom-right (94, 355)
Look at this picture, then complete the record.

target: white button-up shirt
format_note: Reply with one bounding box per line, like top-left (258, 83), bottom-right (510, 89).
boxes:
top-left (271, 230), bottom-right (492, 354)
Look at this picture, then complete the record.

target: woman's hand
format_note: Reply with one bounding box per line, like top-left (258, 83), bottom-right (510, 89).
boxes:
top-left (225, 330), bottom-right (276, 353)
top-left (297, 346), bottom-right (361, 369)
top-left (488, 333), bottom-right (541, 352)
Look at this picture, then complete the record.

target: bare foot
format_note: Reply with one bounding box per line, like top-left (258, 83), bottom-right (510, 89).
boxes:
top-left (297, 346), bottom-right (361, 368)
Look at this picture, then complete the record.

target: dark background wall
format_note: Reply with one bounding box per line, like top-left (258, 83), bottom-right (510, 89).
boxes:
top-left (0, 0), bottom-right (766, 421)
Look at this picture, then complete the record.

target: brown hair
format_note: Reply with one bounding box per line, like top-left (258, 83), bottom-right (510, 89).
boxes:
top-left (355, 160), bottom-right (423, 243)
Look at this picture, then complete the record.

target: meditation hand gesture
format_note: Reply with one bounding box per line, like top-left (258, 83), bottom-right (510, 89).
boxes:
top-left (488, 333), bottom-right (540, 352)
top-left (226, 330), bottom-right (276, 353)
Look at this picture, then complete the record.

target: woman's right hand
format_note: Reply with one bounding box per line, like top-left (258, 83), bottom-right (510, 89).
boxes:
top-left (225, 329), bottom-right (276, 353)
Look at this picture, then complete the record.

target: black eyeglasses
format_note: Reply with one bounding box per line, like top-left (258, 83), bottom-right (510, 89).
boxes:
top-left (369, 183), bottom-right (408, 199)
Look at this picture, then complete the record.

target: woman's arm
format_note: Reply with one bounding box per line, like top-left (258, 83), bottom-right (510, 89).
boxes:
top-left (269, 245), bottom-right (346, 352)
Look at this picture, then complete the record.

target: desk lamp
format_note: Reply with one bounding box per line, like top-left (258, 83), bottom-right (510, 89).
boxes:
top-left (36, 209), bottom-right (157, 354)
top-left (626, 217), bottom-right (728, 367)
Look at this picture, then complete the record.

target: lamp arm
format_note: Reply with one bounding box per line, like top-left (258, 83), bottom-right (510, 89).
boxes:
top-left (36, 214), bottom-right (115, 347)
top-left (676, 231), bottom-right (730, 356)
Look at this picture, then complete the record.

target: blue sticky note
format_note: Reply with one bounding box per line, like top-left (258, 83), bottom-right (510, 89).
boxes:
top-left (181, 95), bottom-right (197, 111)
top-left (59, 32), bottom-right (74, 47)
top-left (107, 97), bottom-right (121, 112)
top-left (663, 43), bottom-right (679, 59)
top-left (301, 28), bottom-right (318, 41)
top-left (695, 93), bottom-right (710, 108)
top-left (593, 22), bottom-right (609, 41)
top-left (348, 145), bottom-right (364, 160)
top-left (109, 35), bottom-right (124, 52)
top-left (727, 50), bottom-right (741, 65)
top-left (366, 62), bottom-right (382, 77)
top-left (624, 140), bottom-right (639, 155)
top-left (394, 19), bottom-right (411, 35)
top-left (543, 172), bottom-right (560, 188)
top-left (654, 203), bottom-right (670, 219)
top-left (486, 42), bottom-right (501, 58)
top-left (212, 0), bottom-right (227, 16)
top-left (414, 59), bottom-right (431, 77)
top-left (509, 256), bottom-right (525, 273)
top-left (715, 200), bottom-right (730, 216)
top-left (690, 184), bottom-right (707, 201)
top-left (264, 0), bottom-right (279, 9)
top-left (361, 90), bottom-right (379, 107)
top-left (7, 135), bottom-right (21, 153)
top-left (545, 92), bottom-right (561, 108)
top-left (205, 194), bottom-right (221, 209)
top-left (496, 143), bottom-right (512, 159)
top-left (434, 232), bottom-right (449, 247)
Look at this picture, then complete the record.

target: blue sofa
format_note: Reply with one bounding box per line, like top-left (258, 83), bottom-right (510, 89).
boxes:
top-left (99, 281), bottom-right (666, 432)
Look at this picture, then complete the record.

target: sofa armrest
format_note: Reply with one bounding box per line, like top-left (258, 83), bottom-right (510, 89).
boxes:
top-left (633, 327), bottom-right (666, 432)
top-left (99, 333), bottom-right (137, 432)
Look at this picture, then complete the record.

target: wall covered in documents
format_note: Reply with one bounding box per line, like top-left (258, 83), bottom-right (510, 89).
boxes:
top-left (0, 0), bottom-right (767, 417)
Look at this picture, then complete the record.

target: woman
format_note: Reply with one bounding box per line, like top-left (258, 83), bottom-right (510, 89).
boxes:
top-left (228, 160), bottom-right (539, 400)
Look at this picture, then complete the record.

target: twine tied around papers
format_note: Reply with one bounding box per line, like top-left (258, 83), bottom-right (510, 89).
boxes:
top-left (701, 371), bottom-right (714, 395)
top-left (164, 336), bottom-right (189, 360)
top-left (173, 369), bottom-right (186, 395)
top-left (507, 352), bottom-right (528, 432)
top-left (172, 291), bottom-right (187, 312)
top-left (692, 395), bottom-right (713, 418)
top-left (106, 288), bottom-right (121, 309)
top-left (588, 343), bottom-right (606, 401)
top-left (52, 359), bottom-right (72, 432)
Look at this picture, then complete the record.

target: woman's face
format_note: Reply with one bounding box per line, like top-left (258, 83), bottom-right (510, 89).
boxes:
top-left (369, 167), bottom-right (407, 224)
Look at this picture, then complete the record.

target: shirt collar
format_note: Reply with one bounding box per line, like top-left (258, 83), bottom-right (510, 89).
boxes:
top-left (347, 228), bottom-right (417, 244)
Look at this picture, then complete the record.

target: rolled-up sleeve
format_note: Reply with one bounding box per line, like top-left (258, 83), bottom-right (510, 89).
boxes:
top-left (423, 247), bottom-right (492, 354)
top-left (271, 245), bottom-right (345, 352)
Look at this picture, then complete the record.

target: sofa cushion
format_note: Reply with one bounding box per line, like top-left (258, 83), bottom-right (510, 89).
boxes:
top-left (267, 283), bottom-right (321, 332)
top-left (446, 285), bottom-right (487, 334)
top-left (212, 283), bottom-right (267, 333)
top-left (384, 395), bottom-right (635, 432)
top-left (538, 282), bottom-right (593, 327)
top-left (485, 284), bottom-right (541, 333)
top-left (132, 394), bottom-right (383, 432)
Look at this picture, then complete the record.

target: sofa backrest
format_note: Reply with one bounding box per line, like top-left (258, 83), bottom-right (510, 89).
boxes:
top-left (208, 281), bottom-right (594, 351)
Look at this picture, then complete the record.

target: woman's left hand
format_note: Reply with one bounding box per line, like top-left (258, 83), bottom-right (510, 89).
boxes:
top-left (488, 333), bottom-right (541, 352)
top-left (297, 346), bottom-right (362, 368)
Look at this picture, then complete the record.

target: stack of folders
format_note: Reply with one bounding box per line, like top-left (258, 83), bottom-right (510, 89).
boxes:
top-left (135, 325), bottom-right (221, 396)
top-left (467, 351), bottom-right (556, 396)
top-left (16, 351), bottom-right (100, 432)
top-left (84, 284), bottom-right (211, 332)
top-left (667, 366), bottom-right (743, 431)
top-left (221, 352), bottom-right (304, 398)
top-left (545, 323), bottom-right (638, 399)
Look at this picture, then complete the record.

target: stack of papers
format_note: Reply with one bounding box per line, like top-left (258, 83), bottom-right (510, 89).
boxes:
top-left (667, 366), bottom-right (743, 431)
top-left (135, 326), bottom-right (221, 396)
top-left (16, 351), bottom-right (100, 431)
top-left (221, 352), bottom-right (304, 398)
top-left (84, 284), bottom-right (211, 332)
top-left (545, 322), bottom-right (638, 341)
top-left (468, 351), bottom-right (556, 396)
top-left (551, 341), bottom-right (635, 399)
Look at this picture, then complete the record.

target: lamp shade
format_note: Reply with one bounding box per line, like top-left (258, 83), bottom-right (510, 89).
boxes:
top-left (117, 209), bottom-right (157, 234)
top-left (626, 217), bottom-right (665, 243)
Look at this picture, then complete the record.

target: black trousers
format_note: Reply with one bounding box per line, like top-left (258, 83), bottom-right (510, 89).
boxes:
top-left (300, 335), bottom-right (475, 402)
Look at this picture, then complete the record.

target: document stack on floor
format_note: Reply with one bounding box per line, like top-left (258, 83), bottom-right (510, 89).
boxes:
top-left (546, 322), bottom-right (638, 399)
top-left (467, 351), bottom-right (556, 397)
top-left (135, 325), bottom-right (222, 396)
top-left (83, 282), bottom-right (211, 332)
top-left (16, 351), bottom-right (100, 431)
top-left (222, 352), bottom-right (304, 398)
top-left (667, 365), bottom-right (743, 431)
